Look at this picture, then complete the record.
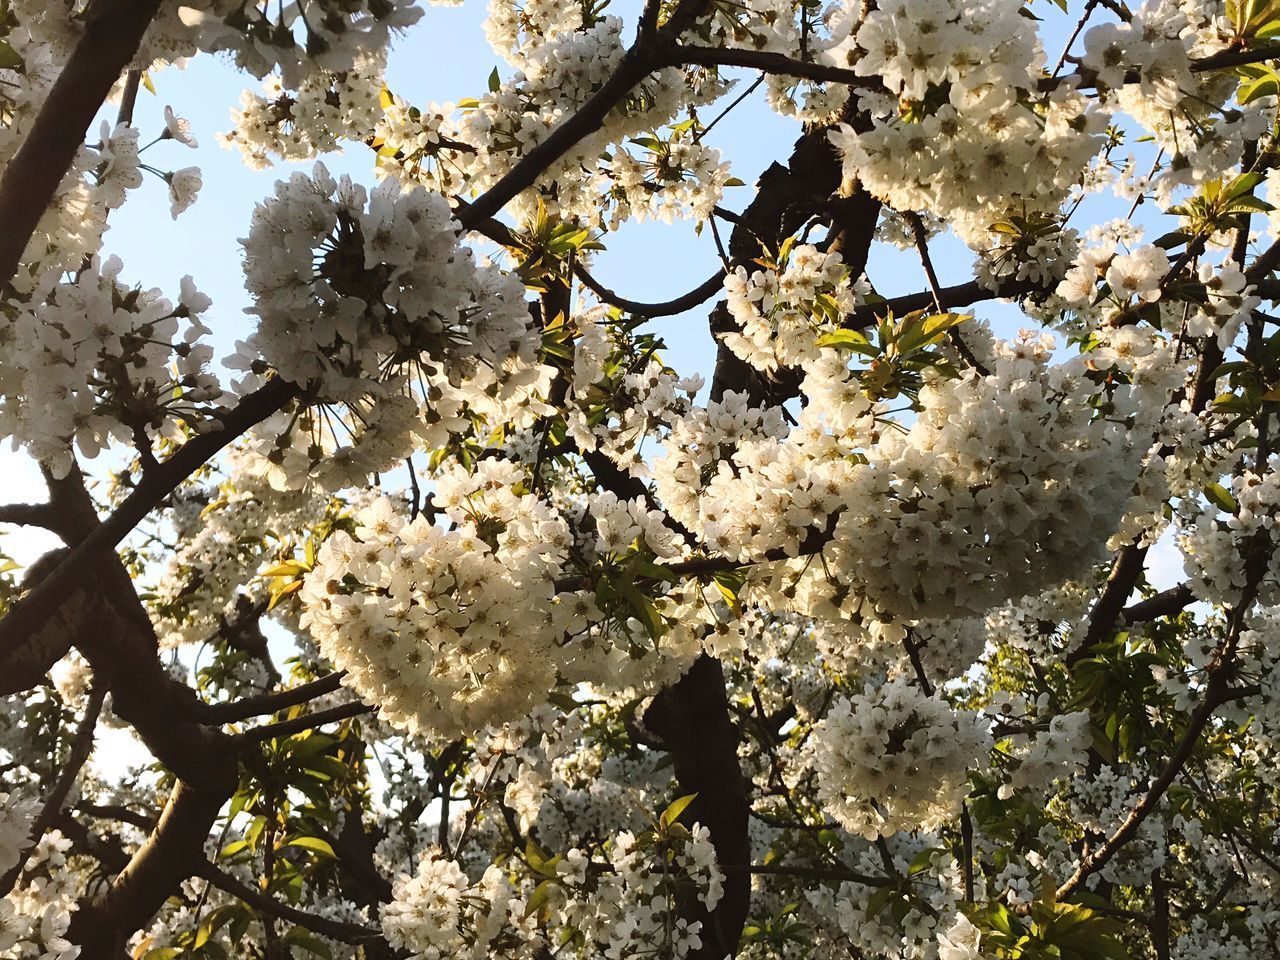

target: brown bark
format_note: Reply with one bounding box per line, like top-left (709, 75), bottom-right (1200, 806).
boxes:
top-left (68, 777), bottom-right (237, 959)
top-left (643, 655), bottom-right (752, 959)
top-left (0, 0), bottom-right (164, 290)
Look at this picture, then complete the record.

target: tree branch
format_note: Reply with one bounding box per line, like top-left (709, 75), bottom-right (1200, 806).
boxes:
top-left (68, 777), bottom-right (238, 959)
top-left (233, 701), bottom-right (375, 745)
top-left (668, 44), bottom-right (879, 88)
top-left (574, 264), bottom-right (725, 317)
top-left (0, 0), bottom-right (164, 290)
top-left (1121, 584), bottom-right (1195, 625)
top-left (0, 685), bottom-right (107, 897)
top-left (0, 502), bottom-right (61, 532)
top-left (1065, 541), bottom-right (1149, 667)
top-left (0, 376), bottom-right (297, 667)
top-left (849, 276), bottom-right (1041, 328)
top-left (193, 859), bottom-right (386, 946)
top-left (197, 671), bottom-right (350, 724)
top-left (723, 862), bottom-right (892, 886)
top-left (643, 655), bottom-right (751, 959)
top-left (1052, 668), bottom-right (1238, 902)
top-left (905, 211), bottom-right (989, 374)
top-left (457, 46), bottom-right (662, 228)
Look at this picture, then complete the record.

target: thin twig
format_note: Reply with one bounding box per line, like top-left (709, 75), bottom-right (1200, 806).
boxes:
top-left (0, 685), bottom-right (107, 896)
top-left (574, 265), bottom-right (724, 317)
top-left (904, 211), bottom-right (990, 374)
top-left (194, 860), bottom-right (384, 945)
top-left (233, 701), bottom-right (374, 745)
top-left (723, 862), bottom-right (892, 887)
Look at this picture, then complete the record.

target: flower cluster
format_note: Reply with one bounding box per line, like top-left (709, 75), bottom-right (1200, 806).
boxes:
top-left (372, 16), bottom-right (726, 226)
top-left (381, 856), bottom-right (532, 959)
top-left (0, 791), bottom-right (37, 877)
top-left (812, 678), bottom-right (990, 839)
top-left (997, 709), bottom-right (1092, 798)
top-left (150, 0), bottom-right (423, 87)
top-left (567, 311), bottom-right (704, 476)
top-left (816, 340), bottom-right (1148, 620)
top-left (218, 53), bottom-right (386, 169)
top-left (233, 162), bottom-right (540, 489)
top-left (722, 244), bottom-right (866, 373)
top-left (0, 830), bottom-right (81, 960)
top-left (830, 0), bottom-right (1108, 246)
top-left (300, 470), bottom-right (571, 739)
top-left (607, 138), bottom-right (732, 226)
top-left (0, 257), bottom-right (220, 477)
top-left (1079, 0), bottom-right (1246, 186)
top-left (1177, 457), bottom-right (1280, 607)
top-left (236, 163), bottom-right (529, 402)
top-left (382, 822), bottom-right (723, 960)
top-left (148, 460), bottom-right (329, 648)
top-left (660, 335), bottom-right (1150, 624)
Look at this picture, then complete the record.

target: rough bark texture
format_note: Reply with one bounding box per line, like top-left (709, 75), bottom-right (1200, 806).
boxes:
top-left (68, 778), bottom-right (237, 959)
top-left (641, 103), bottom-right (881, 956)
top-left (0, 0), bottom-right (164, 289)
top-left (643, 655), bottom-right (752, 959)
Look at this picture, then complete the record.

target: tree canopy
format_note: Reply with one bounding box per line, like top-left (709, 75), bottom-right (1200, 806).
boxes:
top-left (2, 1), bottom-right (1280, 958)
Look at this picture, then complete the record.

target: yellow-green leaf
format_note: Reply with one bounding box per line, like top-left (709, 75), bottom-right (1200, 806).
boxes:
top-left (660, 793), bottom-right (698, 827)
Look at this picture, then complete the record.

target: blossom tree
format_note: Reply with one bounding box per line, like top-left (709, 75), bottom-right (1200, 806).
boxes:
top-left (4, 0), bottom-right (1280, 957)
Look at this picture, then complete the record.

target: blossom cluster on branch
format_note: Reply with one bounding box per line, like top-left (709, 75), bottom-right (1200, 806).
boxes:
top-left (4, 0), bottom-right (1280, 958)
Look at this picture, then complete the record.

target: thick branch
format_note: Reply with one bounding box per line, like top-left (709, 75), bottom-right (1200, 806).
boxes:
top-left (68, 777), bottom-right (237, 959)
top-left (0, 377), bottom-right (297, 667)
top-left (643, 655), bottom-right (751, 959)
top-left (848, 277), bottom-right (1041, 328)
top-left (1040, 42), bottom-right (1280, 94)
top-left (0, 502), bottom-right (61, 532)
top-left (197, 671), bottom-right (350, 724)
top-left (1065, 542), bottom-right (1149, 667)
top-left (458, 46), bottom-right (661, 228)
top-left (0, 0), bottom-right (163, 290)
top-left (1122, 584), bottom-right (1195, 625)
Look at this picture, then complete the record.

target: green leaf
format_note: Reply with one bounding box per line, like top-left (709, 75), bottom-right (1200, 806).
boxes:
top-left (488, 66), bottom-right (501, 92)
top-left (285, 836), bottom-right (335, 859)
top-left (864, 886), bottom-right (894, 918)
top-left (907, 846), bottom-right (938, 877)
top-left (897, 311), bottom-right (966, 353)
top-left (724, 176), bottom-right (746, 187)
top-left (1152, 230), bottom-right (1189, 249)
top-left (1204, 482), bottom-right (1238, 513)
top-left (615, 577), bottom-right (666, 640)
top-left (525, 879), bottom-right (554, 918)
top-left (260, 560), bottom-right (310, 578)
top-left (194, 904), bottom-right (239, 948)
top-left (0, 40), bottom-right (23, 71)
top-left (285, 927), bottom-right (334, 958)
top-left (660, 793), bottom-right (698, 827)
top-left (815, 328), bottom-right (876, 356)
